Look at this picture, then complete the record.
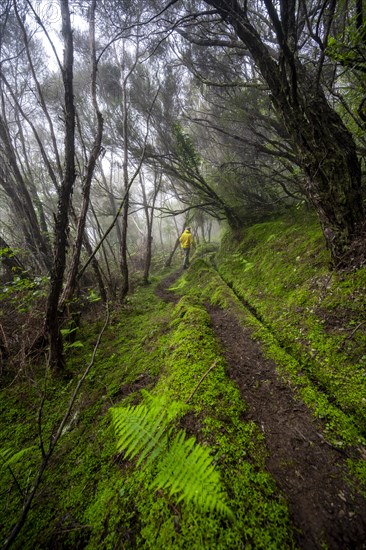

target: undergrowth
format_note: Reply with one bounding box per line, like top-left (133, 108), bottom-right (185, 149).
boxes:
top-left (0, 282), bottom-right (173, 548)
top-left (0, 270), bottom-right (295, 549)
top-left (2, 208), bottom-right (365, 547)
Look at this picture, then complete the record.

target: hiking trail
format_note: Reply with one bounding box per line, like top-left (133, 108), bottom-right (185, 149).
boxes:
top-left (156, 269), bottom-right (366, 549)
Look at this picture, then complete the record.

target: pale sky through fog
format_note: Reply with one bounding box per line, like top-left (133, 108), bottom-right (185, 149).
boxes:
top-left (34, 0), bottom-right (86, 71)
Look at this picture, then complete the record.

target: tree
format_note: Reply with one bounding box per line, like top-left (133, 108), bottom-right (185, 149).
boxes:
top-left (60, 0), bottom-right (104, 307)
top-left (139, 170), bottom-right (162, 284)
top-left (43, 0), bottom-right (77, 371)
top-left (160, 0), bottom-right (365, 266)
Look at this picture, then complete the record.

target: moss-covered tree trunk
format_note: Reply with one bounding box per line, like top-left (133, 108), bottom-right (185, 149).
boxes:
top-left (273, 81), bottom-right (363, 265)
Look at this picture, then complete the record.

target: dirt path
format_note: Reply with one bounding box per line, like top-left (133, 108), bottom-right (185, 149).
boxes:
top-left (156, 272), bottom-right (366, 549)
top-left (209, 307), bottom-right (366, 550)
top-left (155, 270), bottom-right (182, 303)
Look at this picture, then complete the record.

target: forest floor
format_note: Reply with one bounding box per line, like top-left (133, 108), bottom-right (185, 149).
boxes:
top-left (2, 215), bottom-right (366, 549)
top-left (156, 270), bottom-right (366, 549)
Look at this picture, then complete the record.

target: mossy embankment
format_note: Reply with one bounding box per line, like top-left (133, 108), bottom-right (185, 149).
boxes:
top-left (212, 212), bottom-right (366, 450)
top-left (1, 210), bottom-right (365, 548)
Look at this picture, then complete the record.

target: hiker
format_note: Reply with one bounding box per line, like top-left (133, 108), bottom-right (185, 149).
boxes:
top-left (179, 227), bottom-right (193, 269)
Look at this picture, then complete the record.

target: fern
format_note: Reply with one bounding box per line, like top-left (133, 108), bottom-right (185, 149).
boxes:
top-left (152, 431), bottom-right (233, 517)
top-left (1, 445), bottom-right (36, 496)
top-left (111, 399), bottom-right (170, 467)
top-left (111, 396), bottom-right (233, 518)
top-left (0, 446), bottom-right (36, 469)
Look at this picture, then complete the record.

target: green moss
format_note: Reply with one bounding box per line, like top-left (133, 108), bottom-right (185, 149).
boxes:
top-left (210, 212), bottom-right (366, 448)
top-left (130, 296), bottom-right (296, 548)
top-left (3, 209), bottom-right (365, 546)
top-left (0, 278), bottom-right (177, 548)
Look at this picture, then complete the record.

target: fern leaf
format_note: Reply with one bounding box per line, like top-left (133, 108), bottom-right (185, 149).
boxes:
top-left (111, 400), bottom-right (170, 466)
top-left (152, 432), bottom-right (233, 518)
top-left (0, 446), bottom-right (36, 468)
top-left (111, 397), bottom-right (234, 519)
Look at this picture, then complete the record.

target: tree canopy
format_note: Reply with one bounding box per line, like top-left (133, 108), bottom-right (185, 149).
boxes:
top-left (0, 0), bottom-right (365, 369)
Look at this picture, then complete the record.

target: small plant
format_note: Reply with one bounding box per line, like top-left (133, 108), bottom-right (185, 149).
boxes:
top-left (0, 275), bottom-right (48, 313)
top-left (1, 445), bottom-right (36, 496)
top-left (111, 393), bottom-right (233, 518)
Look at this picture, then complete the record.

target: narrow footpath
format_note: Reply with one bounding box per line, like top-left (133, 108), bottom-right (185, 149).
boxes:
top-left (157, 270), bottom-right (366, 549)
top-left (209, 307), bottom-right (366, 550)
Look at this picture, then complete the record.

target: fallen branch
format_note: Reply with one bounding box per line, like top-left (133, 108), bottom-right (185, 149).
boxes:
top-left (337, 321), bottom-right (366, 351)
top-left (185, 361), bottom-right (217, 404)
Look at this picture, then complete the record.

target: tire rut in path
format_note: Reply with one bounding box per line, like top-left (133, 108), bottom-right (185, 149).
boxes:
top-left (209, 306), bottom-right (366, 550)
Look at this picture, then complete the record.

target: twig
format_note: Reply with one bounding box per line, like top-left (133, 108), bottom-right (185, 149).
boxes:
top-left (338, 321), bottom-right (366, 351)
top-left (5, 465), bottom-right (24, 498)
top-left (2, 302), bottom-right (110, 550)
top-left (38, 358), bottom-right (51, 460)
top-left (185, 361), bottom-right (217, 404)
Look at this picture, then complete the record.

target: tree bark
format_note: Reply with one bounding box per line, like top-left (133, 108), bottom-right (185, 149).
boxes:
top-left (203, 0), bottom-right (365, 266)
top-left (164, 237), bottom-right (180, 268)
top-left (141, 172), bottom-right (161, 284)
top-left (119, 184), bottom-right (129, 300)
top-left (44, 0), bottom-right (76, 372)
top-left (0, 115), bottom-right (52, 272)
top-left (61, 0), bottom-right (104, 307)
top-left (119, 46), bottom-right (136, 302)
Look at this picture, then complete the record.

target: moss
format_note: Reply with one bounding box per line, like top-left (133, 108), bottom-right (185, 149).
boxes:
top-left (130, 296), bottom-right (296, 548)
top-left (0, 278), bottom-right (177, 548)
top-left (3, 209), bottom-right (365, 546)
top-left (209, 213), bottom-right (366, 448)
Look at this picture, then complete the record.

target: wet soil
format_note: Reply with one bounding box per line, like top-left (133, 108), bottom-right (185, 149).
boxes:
top-left (209, 307), bottom-right (366, 550)
top-left (155, 270), bottom-right (182, 303)
top-left (157, 271), bottom-right (366, 549)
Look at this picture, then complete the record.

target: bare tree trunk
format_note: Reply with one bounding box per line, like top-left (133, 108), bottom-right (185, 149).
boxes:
top-left (207, 221), bottom-right (212, 242)
top-left (44, 0), bottom-right (76, 372)
top-left (100, 163), bottom-right (123, 248)
top-left (119, 184), bottom-right (129, 300)
top-left (61, 0), bottom-right (104, 307)
top-left (13, 110), bottom-right (50, 240)
top-left (164, 237), bottom-right (180, 268)
top-left (141, 172), bottom-right (161, 284)
top-left (0, 116), bottom-right (52, 272)
top-left (82, 230), bottom-right (108, 303)
top-left (90, 204), bottom-right (115, 298)
top-left (119, 48), bottom-right (135, 301)
top-left (64, 207), bottom-right (108, 306)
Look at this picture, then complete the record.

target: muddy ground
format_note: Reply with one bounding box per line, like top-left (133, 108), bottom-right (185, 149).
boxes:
top-left (156, 270), bottom-right (366, 550)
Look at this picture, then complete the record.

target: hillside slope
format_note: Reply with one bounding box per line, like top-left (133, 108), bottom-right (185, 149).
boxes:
top-left (215, 212), bottom-right (366, 443)
top-left (1, 211), bottom-right (366, 549)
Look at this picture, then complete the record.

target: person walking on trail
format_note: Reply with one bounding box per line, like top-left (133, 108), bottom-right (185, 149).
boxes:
top-left (179, 227), bottom-right (193, 269)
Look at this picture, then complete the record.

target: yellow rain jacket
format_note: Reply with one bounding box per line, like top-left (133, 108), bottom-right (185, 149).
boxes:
top-left (179, 229), bottom-right (193, 249)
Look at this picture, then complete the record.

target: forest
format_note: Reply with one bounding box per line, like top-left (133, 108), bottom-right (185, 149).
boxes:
top-left (1, 0), bottom-right (366, 548)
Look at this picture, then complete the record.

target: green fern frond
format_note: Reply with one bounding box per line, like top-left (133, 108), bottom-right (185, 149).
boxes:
top-left (111, 399), bottom-right (169, 467)
top-left (0, 446), bottom-right (36, 469)
top-left (111, 396), bottom-right (233, 519)
top-left (152, 432), bottom-right (233, 518)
